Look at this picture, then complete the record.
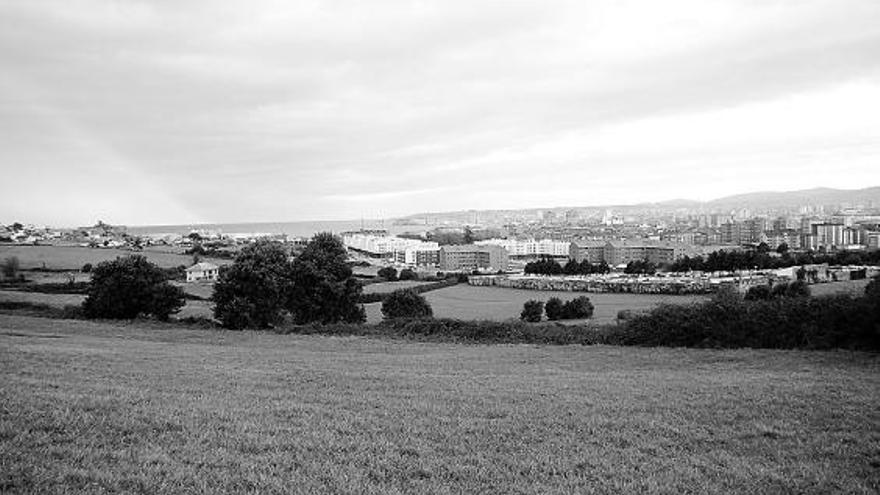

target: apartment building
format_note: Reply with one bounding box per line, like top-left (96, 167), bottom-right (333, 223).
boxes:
top-left (439, 245), bottom-right (509, 272)
top-left (477, 238), bottom-right (569, 257)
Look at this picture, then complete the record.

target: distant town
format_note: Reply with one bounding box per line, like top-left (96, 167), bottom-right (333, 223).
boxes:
top-left (3, 186), bottom-right (879, 298)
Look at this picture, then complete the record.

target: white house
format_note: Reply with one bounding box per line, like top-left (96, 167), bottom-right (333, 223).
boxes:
top-left (186, 262), bottom-right (220, 282)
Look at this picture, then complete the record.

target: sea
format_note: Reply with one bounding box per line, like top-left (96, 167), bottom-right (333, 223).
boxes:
top-left (126, 219), bottom-right (420, 239)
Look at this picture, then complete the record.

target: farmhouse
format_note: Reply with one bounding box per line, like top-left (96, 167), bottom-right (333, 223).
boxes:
top-left (186, 262), bottom-right (219, 282)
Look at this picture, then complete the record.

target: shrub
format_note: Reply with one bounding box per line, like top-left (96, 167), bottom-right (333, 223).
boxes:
top-left (81, 263), bottom-right (93, 273)
top-left (377, 266), bottom-right (398, 281)
top-left (544, 297), bottom-right (565, 320)
top-left (82, 255), bottom-right (185, 321)
top-left (520, 300), bottom-right (543, 322)
top-left (619, 287), bottom-right (880, 351)
top-left (398, 268), bottom-right (417, 281)
top-left (213, 240), bottom-right (294, 329)
top-left (563, 296), bottom-right (594, 319)
top-left (381, 289), bottom-right (433, 319)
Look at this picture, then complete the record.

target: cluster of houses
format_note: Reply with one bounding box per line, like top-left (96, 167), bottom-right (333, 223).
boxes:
top-left (0, 224), bottom-right (63, 244)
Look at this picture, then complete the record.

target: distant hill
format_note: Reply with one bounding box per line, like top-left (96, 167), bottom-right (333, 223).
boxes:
top-left (394, 186), bottom-right (880, 225)
top-left (707, 187), bottom-right (880, 209)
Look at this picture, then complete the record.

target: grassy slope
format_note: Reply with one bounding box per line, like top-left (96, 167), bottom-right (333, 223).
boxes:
top-left (1, 316), bottom-right (878, 494)
top-left (0, 245), bottom-right (228, 270)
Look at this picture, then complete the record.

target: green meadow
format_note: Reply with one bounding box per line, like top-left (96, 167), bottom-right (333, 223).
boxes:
top-left (1, 315), bottom-right (877, 494)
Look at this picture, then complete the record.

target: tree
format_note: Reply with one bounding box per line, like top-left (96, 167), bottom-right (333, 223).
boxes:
top-left (463, 226), bottom-right (475, 244)
top-left (11, 222), bottom-right (23, 232)
top-left (544, 297), bottom-right (565, 320)
top-left (776, 243), bottom-right (789, 255)
top-left (377, 266), bottom-right (398, 281)
top-left (81, 263), bottom-right (93, 273)
top-left (381, 289), bottom-right (433, 319)
top-left (745, 284), bottom-right (772, 301)
top-left (520, 300), bottom-right (544, 322)
top-left (212, 240), bottom-right (294, 329)
top-left (398, 268), bottom-right (417, 281)
top-left (288, 232), bottom-right (365, 325)
top-left (563, 296), bottom-right (594, 319)
top-left (866, 276), bottom-right (880, 301)
top-left (756, 242), bottom-right (770, 254)
top-left (82, 255), bottom-right (185, 321)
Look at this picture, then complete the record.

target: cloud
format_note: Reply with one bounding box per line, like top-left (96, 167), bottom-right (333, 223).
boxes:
top-left (1, 0), bottom-right (879, 225)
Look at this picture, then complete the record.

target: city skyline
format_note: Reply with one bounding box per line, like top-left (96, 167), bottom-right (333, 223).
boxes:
top-left (3, 1), bottom-right (880, 226)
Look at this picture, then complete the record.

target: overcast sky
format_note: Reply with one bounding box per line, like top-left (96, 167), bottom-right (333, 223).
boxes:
top-left (2, 0), bottom-right (879, 227)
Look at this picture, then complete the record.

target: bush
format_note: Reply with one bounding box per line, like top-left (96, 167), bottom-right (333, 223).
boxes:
top-left (82, 255), bottom-right (185, 321)
top-left (398, 268), bottom-right (417, 281)
top-left (377, 266), bottom-right (398, 281)
top-left (618, 286), bottom-right (880, 350)
top-left (544, 297), bottom-right (565, 320)
top-left (213, 240), bottom-right (294, 329)
top-left (563, 296), bottom-right (594, 319)
top-left (81, 263), bottom-right (93, 273)
top-left (520, 300), bottom-right (544, 322)
top-left (381, 289), bottom-right (433, 319)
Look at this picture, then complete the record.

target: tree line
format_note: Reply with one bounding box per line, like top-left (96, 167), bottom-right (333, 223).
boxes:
top-left (668, 248), bottom-right (880, 273)
top-left (524, 256), bottom-right (610, 276)
top-left (524, 247), bottom-right (880, 276)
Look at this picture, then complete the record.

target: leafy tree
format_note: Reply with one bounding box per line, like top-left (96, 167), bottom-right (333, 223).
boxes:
top-left (756, 242), bottom-right (770, 254)
top-left (524, 256), bottom-right (563, 275)
top-left (11, 222), bottom-right (23, 232)
top-left (463, 226), bottom-right (475, 244)
top-left (520, 300), bottom-right (544, 322)
top-left (563, 296), bottom-right (595, 319)
top-left (381, 289), bottom-right (433, 319)
top-left (213, 240), bottom-right (294, 329)
top-left (289, 232), bottom-right (365, 325)
top-left (624, 259), bottom-right (656, 275)
top-left (82, 255), bottom-right (185, 321)
top-left (744, 284), bottom-right (772, 301)
top-left (398, 268), bottom-right (417, 281)
top-left (81, 263), bottom-right (93, 273)
top-left (544, 297), bottom-right (565, 320)
top-left (563, 259), bottom-right (580, 275)
top-left (377, 266), bottom-right (398, 281)
top-left (776, 243), bottom-right (789, 255)
top-left (866, 276), bottom-right (880, 301)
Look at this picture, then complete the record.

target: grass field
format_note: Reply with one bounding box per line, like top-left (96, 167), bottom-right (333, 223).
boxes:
top-left (365, 285), bottom-right (707, 325)
top-left (361, 280), bottom-right (433, 295)
top-left (0, 315), bottom-right (877, 494)
top-left (0, 245), bottom-right (228, 270)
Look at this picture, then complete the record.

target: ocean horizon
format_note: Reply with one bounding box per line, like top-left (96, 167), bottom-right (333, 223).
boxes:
top-left (126, 219), bottom-right (418, 238)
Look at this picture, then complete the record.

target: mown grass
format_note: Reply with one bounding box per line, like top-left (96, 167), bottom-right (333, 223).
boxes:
top-left (1, 315), bottom-right (878, 494)
top-left (0, 245), bottom-right (228, 270)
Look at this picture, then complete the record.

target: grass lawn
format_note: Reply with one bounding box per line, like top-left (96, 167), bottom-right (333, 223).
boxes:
top-left (364, 284), bottom-right (707, 325)
top-left (0, 245), bottom-right (228, 271)
top-left (1, 315), bottom-right (877, 494)
top-left (361, 280), bottom-right (433, 295)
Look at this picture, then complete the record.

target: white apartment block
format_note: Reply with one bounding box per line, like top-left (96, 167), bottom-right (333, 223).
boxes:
top-left (476, 238), bottom-right (570, 257)
top-left (343, 233), bottom-right (439, 260)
